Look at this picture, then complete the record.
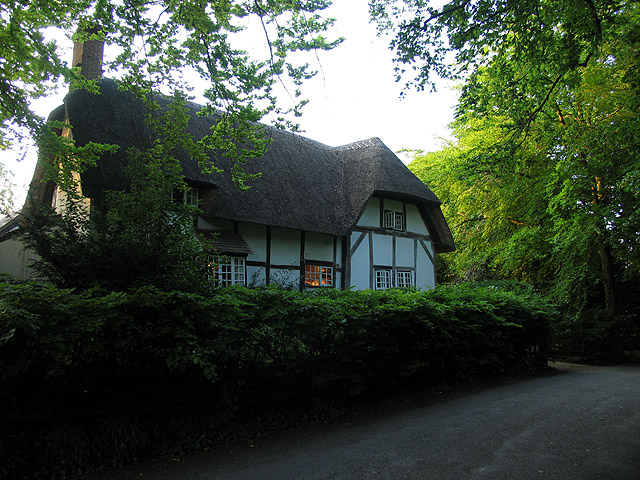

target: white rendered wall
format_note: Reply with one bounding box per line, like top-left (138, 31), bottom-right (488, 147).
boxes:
top-left (416, 241), bottom-right (436, 288)
top-left (239, 223), bottom-right (267, 259)
top-left (200, 219), bottom-right (344, 288)
top-left (395, 237), bottom-right (415, 268)
top-left (0, 238), bottom-right (36, 280)
top-left (304, 231), bottom-right (334, 262)
top-left (356, 197), bottom-right (380, 227)
top-left (372, 233), bottom-right (392, 266)
top-left (406, 204), bottom-right (429, 235)
top-left (383, 198), bottom-right (404, 214)
top-left (349, 232), bottom-right (371, 290)
top-left (270, 227), bottom-right (300, 266)
top-left (239, 223), bottom-right (268, 286)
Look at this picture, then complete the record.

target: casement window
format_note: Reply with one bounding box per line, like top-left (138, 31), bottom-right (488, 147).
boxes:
top-left (183, 187), bottom-right (200, 207)
top-left (395, 270), bottom-right (413, 289)
top-left (375, 269), bottom-right (414, 289)
top-left (375, 268), bottom-right (392, 290)
top-left (207, 255), bottom-right (246, 286)
top-left (383, 210), bottom-right (404, 231)
top-left (305, 264), bottom-right (334, 287)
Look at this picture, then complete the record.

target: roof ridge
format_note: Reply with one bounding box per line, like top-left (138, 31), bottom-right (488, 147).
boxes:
top-left (335, 137), bottom-right (385, 151)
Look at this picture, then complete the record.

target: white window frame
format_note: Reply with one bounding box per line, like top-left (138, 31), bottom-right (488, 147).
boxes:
top-left (208, 255), bottom-right (246, 286)
top-left (305, 264), bottom-right (334, 287)
top-left (375, 268), bottom-right (392, 290)
top-left (396, 270), bottom-right (413, 289)
top-left (183, 187), bottom-right (200, 207)
top-left (383, 210), bottom-right (404, 231)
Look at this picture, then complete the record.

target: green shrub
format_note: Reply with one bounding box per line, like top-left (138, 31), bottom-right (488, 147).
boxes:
top-left (551, 308), bottom-right (639, 363)
top-left (0, 281), bottom-right (555, 479)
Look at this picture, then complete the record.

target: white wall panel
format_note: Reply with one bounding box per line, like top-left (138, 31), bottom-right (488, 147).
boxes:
top-left (349, 232), bottom-right (370, 290)
top-left (269, 268), bottom-right (299, 288)
top-left (247, 265), bottom-right (266, 287)
top-left (356, 197), bottom-right (379, 227)
top-left (270, 227), bottom-right (300, 266)
top-left (395, 237), bottom-right (415, 268)
top-left (406, 204), bottom-right (429, 235)
top-left (383, 198), bottom-right (403, 213)
top-left (238, 222), bottom-right (267, 260)
top-left (416, 242), bottom-right (436, 289)
top-left (0, 239), bottom-right (35, 279)
top-left (372, 233), bottom-right (392, 266)
top-left (304, 231), bottom-right (334, 262)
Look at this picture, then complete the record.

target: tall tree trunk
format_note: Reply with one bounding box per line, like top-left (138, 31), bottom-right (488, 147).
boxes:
top-left (595, 231), bottom-right (617, 318)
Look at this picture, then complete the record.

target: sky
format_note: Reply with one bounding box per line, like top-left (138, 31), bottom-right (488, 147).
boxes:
top-left (1, 0), bottom-right (458, 210)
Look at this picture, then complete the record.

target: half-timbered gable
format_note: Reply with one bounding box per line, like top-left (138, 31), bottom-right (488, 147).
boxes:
top-left (348, 196), bottom-right (436, 290)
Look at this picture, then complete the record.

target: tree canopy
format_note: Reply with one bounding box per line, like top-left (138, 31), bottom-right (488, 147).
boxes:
top-left (0, 161), bottom-right (14, 215)
top-left (370, 0), bottom-right (629, 89)
top-left (2, 0), bottom-right (342, 291)
top-left (376, 0), bottom-right (640, 319)
top-left (0, 0), bottom-right (341, 158)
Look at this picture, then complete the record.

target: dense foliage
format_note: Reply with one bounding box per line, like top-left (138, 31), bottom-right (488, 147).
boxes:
top-left (1, 0), bottom-right (341, 190)
top-left (0, 281), bottom-right (553, 478)
top-left (20, 94), bottom-right (219, 293)
top-left (7, 0), bottom-right (343, 295)
top-left (374, 0), bottom-right (640, 325)
top-left (370, 0), bottom-right (628, 94)
top-left (0, 162), bottom-right (13, 216)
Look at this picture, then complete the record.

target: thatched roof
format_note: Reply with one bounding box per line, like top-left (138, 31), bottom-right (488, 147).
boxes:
top-left (63, 79), bottom-right (454, 252)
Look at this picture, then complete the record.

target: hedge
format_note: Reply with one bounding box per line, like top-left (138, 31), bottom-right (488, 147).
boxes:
top-left (0, 281), bottom-right (554, 479)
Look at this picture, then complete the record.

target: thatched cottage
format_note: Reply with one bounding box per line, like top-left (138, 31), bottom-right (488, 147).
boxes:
top-left (0, 40), bottom-right (454, 290)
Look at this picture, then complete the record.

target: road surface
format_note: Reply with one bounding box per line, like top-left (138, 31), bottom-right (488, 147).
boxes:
top-left (92, 364), bottom-right (640, 480)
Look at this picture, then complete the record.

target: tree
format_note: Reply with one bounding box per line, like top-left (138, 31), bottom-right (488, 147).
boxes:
top-left (409, 116), bottom-right (554, 287)
top-left (0, 161), bottom-right (14, 216)
top-left (4, 0), bottom-right (342, 290)
top-left (381, 1), bottom-right (640, 318)
top-left (1, 0), bottom-right (342, 181)
top-left (22, 93), bottom-right (223, 292)
top-left (370, 0), bottom-right (625, 92)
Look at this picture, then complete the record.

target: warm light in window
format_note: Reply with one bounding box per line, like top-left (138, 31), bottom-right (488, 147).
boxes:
top-left (305, 264), bottom-right (333, 287)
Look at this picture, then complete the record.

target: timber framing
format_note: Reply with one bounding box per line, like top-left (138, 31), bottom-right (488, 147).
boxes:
top-left (5, 77), bottom-right (454, 291)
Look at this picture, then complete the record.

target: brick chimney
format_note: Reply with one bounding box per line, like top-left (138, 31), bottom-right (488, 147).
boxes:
top-left (72, 28), bottom-right (104, 79)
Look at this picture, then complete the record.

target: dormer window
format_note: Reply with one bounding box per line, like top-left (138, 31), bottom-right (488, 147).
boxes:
top-left (183, 187), bottom-right (200, 207)
top-left (383, 210), bottom-right (404, 231)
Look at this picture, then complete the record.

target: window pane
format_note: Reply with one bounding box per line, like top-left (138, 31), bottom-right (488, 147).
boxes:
top-left (184, 188), bottom-right (199, 207)
top-left (208, 256), bottom-right (245, 286)
top-left (232, 257), bottom-right (245, 285)
top-left (305, 264), bottom-right (333, 287)
top-left (383, 210), bottom-right (404, 231)
top-left (384, 210), bottom-right (395, 229)
top-left (305, 264), bottom-right (320, 286)
top-left (375, 269), bottom-right (391, 289)
top-left (395, 212), bottom-right (404, 231)
top-left (396, 270), bottom-right (412, 288)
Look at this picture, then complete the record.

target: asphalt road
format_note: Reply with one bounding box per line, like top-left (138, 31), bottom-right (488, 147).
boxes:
top-left (94, 364), bottom-right (640, 480)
